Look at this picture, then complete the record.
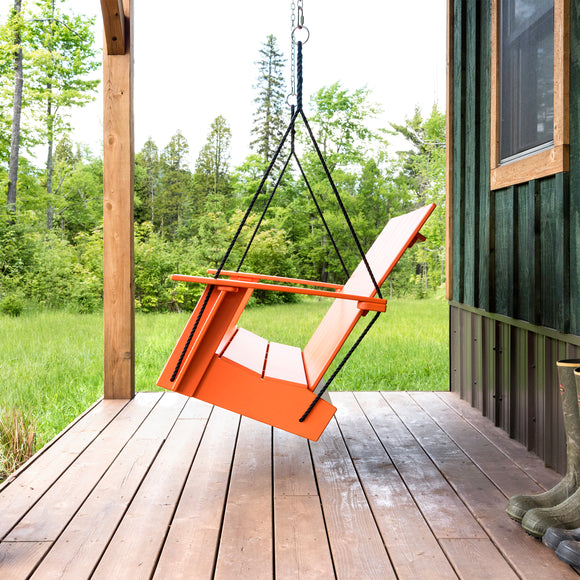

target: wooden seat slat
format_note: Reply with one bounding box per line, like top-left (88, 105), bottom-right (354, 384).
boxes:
top-left (221, 328), bottom-right (268, 375)
top-left (265, 342), bottom-right (307, 385)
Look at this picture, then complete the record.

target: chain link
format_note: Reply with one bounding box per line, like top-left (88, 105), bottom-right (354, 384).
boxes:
top-left (290, 0), bottom-right (305, 103)
top-left (290, 0), bottom-right (296, 97)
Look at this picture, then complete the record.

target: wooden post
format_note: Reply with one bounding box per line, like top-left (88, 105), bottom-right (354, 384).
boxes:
top-left (102, 0), bottom-right (134, 399)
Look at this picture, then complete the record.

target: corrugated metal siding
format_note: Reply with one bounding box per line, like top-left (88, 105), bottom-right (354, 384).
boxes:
top-left (450, 303), bottom-right (580, 473)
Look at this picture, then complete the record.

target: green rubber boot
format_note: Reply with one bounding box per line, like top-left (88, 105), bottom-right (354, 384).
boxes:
top-left (506, 360), bottom-right (580, 525)
top-left (521, 365), bottom-right (580, 537)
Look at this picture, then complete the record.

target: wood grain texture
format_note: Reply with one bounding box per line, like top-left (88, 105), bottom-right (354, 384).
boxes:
top-left (214, 417), bottom-right (273, 580)
top-left (103, 0), bottom-right (134, 399)
top-left (5, 393), bottom-right (160, 544)
top-left (440, 539), bottom-right (518, 580)
top-left (385, 391), bottom-right (577, 579)
top-left (336, 393), bottom-right (458, 579)
top-left (273, 429), bottom-right (334, 579)
top-left (100, 0), bottom-right (125, 55)
top-left (0, 399), bottom-right (127, 540)
top-left (310, 418), bottom-right (396, 579)
top-left (30, 394), bottom-right (185, 579)
top-left (445, 0), bottom-right (454, 300)
top-left (0, 392), bottom-right (575, 579)
top-left (153, 406), bottom-right (240, 579)
top-left (92, 398), bottom-right (212, 580)
top-left (355, 392), bottom-right (485, 540)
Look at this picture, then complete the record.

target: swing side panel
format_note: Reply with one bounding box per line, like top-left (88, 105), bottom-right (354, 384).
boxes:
top-left (303, 203), bottom-right (436, 389)
top-left (157, 285), bottom-right (254, 396)
top-left (194, 351), bottom-right (336, 441)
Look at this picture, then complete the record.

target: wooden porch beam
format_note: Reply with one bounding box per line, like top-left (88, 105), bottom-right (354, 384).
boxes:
top-left (102, 0), bottom-right (134, 399)
top-left (100, 0), bottom-right (126, 55)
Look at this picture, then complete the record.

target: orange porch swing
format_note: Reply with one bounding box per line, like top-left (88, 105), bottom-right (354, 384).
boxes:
top-left (157, 9), bottom-right (435, 440)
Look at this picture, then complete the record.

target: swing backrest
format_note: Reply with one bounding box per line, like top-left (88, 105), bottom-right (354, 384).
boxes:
top-left (302, 203), bottom-right (436, 390)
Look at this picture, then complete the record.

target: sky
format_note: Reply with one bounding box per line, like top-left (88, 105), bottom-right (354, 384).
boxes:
top-left (35, 0), bottom-right (447, 167)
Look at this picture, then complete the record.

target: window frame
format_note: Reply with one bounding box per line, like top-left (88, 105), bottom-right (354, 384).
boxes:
top-left (490, 0), bottom-right (569, 190)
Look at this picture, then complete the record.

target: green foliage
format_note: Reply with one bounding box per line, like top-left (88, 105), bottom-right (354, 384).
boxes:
top-left (25, 0), bottom-right (100, 140)
top-left (134, 222), bottom-right (201, 312)
top-left (0, 2), bottom-right (448, 312)
top-left (0, 292), bottom-right (24, 316)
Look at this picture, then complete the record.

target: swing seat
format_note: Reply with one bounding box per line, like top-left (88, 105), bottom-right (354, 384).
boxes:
top-left (157, 203), bottom-right (436, 440)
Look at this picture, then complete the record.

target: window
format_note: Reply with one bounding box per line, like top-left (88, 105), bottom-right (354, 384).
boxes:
top-left (491, 0), bottom-right (569, 190)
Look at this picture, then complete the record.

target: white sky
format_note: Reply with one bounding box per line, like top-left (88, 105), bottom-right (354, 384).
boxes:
top-left (28, 0), bottom-right (448, 167)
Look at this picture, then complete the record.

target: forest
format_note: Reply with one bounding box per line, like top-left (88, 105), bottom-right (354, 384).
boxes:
top-left (0, 1), bottom-right (446, 317)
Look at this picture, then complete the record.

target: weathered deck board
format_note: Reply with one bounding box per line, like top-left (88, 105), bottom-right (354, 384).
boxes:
top-left (273, 429), bottom-right (335, 580)
top-left (0, 398), bottom-right (129, 540)
top-left (0, 391), bottom-right (575, 579)
top-left (91, 398), bottom-right (212, 580)
top-left (333, 392), bottom-right (458, 579)
top-left (386, 392), bottom-right (576, 579)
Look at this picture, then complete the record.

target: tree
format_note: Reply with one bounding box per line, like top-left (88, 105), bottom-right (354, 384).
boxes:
top-left (293, 83), bottom-right (385, 282)
top-left (26, 0), bottom-right (100, 227)
top-left (156, 131), bottom-right (193, 238)
top-left (308, 82), bottom-right (382, 170)
top-left (5, 0), bottom-right (24, 213)
top-left (250, 35), bottom-right (287, 164)
top-left (390, 104), bottom-right (446, 202)
top-left (391, 104), bottom-right (447, 291)
top-left (195, 115), bottom-right (232, 199)
top-left (50, 138), bottom-right (103, 239)
top-left (135, 138), bottom-right (160, 224)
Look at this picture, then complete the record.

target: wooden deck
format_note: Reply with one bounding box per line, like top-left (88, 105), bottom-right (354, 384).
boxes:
top-left (0, 391), bottom-right (576, 579)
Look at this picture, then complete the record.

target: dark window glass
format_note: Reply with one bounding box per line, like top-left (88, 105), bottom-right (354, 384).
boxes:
top-left (500, 0), bottom-right (554, 162)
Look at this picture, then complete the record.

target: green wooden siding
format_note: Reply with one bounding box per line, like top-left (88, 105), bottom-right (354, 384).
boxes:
top-left (450, 0), bottom-right (580, 464)
top-left (571, 0), bottom-right (580, 333)
top-left (451, 0), bottom-right (578, 336)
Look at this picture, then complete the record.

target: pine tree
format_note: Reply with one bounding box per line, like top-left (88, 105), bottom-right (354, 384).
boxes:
top-left (195, 115), bottom-right (232, 200)
top-left (135, 138), bottom-right (160, 224)
top-left (156, 131), bottom-right (193, 238)
top-left (250, 35), bottom-right (287, 164)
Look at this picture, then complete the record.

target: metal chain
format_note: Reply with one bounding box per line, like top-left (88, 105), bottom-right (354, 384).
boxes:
top-left (289, 0), bottom-right (305, 105)
top-left (290, 0), bottom-right (296, 98)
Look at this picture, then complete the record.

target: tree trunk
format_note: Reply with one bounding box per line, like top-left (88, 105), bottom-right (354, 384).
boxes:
top-left (7, 0), bottom-right (24, 212)
top-left (46, 91), bottom-right (54, 229)
top-left (45, 0), bottom-right (56, 228)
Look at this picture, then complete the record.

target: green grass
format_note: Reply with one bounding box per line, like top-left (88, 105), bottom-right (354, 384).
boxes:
top-left (0, 296), bottom-right (448, 453)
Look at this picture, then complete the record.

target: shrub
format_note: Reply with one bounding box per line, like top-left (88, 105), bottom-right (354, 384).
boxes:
top-left (0, 293), bottom-right (25, 317)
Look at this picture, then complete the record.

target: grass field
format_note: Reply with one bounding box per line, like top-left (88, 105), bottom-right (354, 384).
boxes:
top-left (0, 295), bottom-right (448, 457)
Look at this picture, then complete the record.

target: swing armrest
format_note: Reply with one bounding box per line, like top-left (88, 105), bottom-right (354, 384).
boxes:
top-left (206, 269), bottom-right (344, 291)
top-left (171, 274), bottom-right (387, 312)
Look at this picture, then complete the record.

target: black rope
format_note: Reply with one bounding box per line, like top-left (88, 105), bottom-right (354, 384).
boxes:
top-left (171, 37), bottom-right (384, 414)
top-left (297, 41), bottom-right (303, 111)
top-left (291, 104), bottom-right (296, 153)
top-left (169, 285), bottom-right (215, 382)
top-left (170, 109), bottom-right (299, 381)
top-left (300, 110), bottom-right (382, 299)
top-left (237, 151), bottom-right (293, 271)
top-left (299, 311), bottom-right (381, 422)
top-left (215, 108), bottom-right (299, 277)
top-left (293, 152), bottom-right (349, 279)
